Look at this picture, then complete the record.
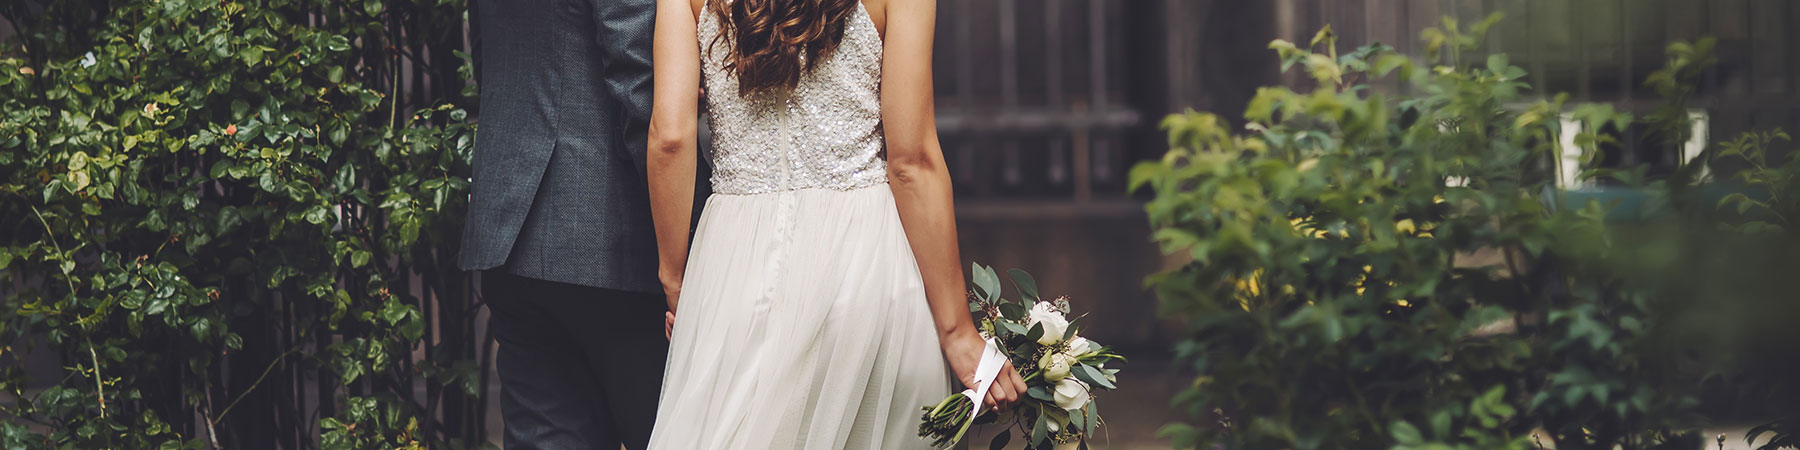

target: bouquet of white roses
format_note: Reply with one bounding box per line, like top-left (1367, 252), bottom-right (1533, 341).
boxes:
top-left (918, 263), bottom-right (1124, 449)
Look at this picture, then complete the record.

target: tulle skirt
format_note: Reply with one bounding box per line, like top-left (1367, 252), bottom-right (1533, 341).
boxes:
top-left (647, 184), bottom-right (952, 450)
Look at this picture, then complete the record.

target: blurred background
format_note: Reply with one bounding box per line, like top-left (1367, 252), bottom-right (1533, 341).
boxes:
top-left (3, 0), bottom-right (1798, 448)
top-left (907, 0), bottom-right (1797, 447)
top-left (950, 0), bottom-right (1800, 348)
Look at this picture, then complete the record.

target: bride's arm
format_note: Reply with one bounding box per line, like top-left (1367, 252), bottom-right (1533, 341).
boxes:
top-left (648, 0), bottom-right (702, 314)
top-left (880, 0), bottom-right (1026, 409)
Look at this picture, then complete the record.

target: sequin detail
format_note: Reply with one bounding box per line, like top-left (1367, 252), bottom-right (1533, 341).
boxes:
top-left (699, 1), bottom-right (887, 195)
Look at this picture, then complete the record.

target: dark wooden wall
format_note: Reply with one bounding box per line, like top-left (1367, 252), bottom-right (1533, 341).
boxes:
top-left (1268, 0), bottom-right (1800, 167)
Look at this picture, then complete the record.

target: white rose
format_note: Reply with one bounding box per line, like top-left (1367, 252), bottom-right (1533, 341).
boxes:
top-left (1045, 408), bottom-right (1070, 433)
top-left (1063, 336), bottom-right (1091, 357)
top-left (1039, 352), bottom-right (1074, 382)
top-left (1027, 302), bottom-right (1069, 345)
top-left (1053, 378), bottom-right (1090, 411)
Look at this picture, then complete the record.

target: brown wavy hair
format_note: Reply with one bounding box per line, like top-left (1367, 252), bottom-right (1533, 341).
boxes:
top-left (707, 0), bottom-right (860, 96)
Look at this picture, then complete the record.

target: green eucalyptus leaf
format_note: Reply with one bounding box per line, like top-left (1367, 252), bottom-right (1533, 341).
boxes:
top-left (1006, 268), bottom-right (1040, 301)
top-left (1072, 364), bottom-right (1114, 390)
top-left (987, 430), bottom-right (1010, 450)
top-left (998, 302), bottom-right (1026, 321)
top-left (971, 262), bottom-right (1000, 301)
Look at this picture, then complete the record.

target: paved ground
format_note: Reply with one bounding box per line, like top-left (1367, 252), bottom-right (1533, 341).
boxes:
top-left (481, 359), bottom-right (1777, 450)
top-left (954, 361), bottom-right (1187, 450)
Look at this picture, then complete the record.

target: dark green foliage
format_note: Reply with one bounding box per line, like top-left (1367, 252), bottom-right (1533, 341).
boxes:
top-left (1135, 17), bottom-right (1799, 450)
top-left (0, 0), bottom-right (483, 447)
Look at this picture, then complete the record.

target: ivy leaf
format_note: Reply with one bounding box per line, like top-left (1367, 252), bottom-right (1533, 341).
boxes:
top-left (259, 171), bottom-right (281, 194)
top-left (380, 300), bottom-right (408, 325)
top-left (239, 46), bottom-right (265, 67)
top-left (210, 159), bottom-right (233, 179)
top-left (69, 171), bottom-right (91, 192)
top-left (329, 123), bottom-right (349, 148)
top-left (42, 178), bottom-right (62, 202)
top-left (305, 205), bottom-right (330, 225)
top-left (190, 318), bottom-right (212, 341)
top-left (1390, 421), bottom-right (1423, 444)
top-left (400, 315), bottom-right (423, 342)
top-left (325, 35), bottom-right (352, 52)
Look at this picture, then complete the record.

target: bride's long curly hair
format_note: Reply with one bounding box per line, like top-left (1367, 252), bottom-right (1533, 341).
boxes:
top-left (707, 0), bottom-right (859, 96)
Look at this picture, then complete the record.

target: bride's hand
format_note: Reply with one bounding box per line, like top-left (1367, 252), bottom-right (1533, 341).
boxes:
top-left (941, 328), bottom-right (1025, 411)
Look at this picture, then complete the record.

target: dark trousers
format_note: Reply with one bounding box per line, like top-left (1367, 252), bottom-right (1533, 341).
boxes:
top-left (483, 271), bottom-right (669, 450)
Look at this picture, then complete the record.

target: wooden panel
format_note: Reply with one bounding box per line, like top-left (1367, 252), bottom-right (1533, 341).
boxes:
top-left (1712, 0), bottom-right (1751, 40)
top-left (1407, 0), bottom-right (1444, 55)
top-left (1489, 0), bottom-right (1532, 56)
top-left (1160, 0), bottom-right (1206, 111)
top-left (1332, 0), bottom-right (1370, 48)
top-left (1584, 1), bottom-right (1625, 65)
top-left (1530, 0), bottom-right (1575, 54)
top-left (954, 213), bottom-right (1170, 347)
top-left (1365, 0), bottom-right (1408, 49)
top-left (1793, 0), bottom-right (1800, 99)
top-left (1750, 0), bottom-right (1790, 94)
top-left (1665, 0), bottom-right (1708, 41)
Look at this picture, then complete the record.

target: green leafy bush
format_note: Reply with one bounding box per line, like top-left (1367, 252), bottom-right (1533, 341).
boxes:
top-left (0, 0), bottom-right (483, 447)
top-left (1130, 17), bottom-right (1765, 450)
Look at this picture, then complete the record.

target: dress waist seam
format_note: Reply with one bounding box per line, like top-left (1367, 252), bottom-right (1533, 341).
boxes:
top-left (708, 180), bottom-right (890, 197)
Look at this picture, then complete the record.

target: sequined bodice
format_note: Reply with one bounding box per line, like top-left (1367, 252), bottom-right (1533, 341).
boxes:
top-left (699, 2), bottom-right (887, 195)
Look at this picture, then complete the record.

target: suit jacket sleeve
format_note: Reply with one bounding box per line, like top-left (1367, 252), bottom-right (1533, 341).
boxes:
top-left (589, 0), bottom-right (657, 179)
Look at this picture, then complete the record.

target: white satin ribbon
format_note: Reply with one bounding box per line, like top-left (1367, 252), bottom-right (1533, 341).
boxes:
top-left (958, 337), bottom-right (1007, 419)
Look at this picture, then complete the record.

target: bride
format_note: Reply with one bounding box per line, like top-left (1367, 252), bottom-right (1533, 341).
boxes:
top-left (641, 0), bottom-right (1029, 446)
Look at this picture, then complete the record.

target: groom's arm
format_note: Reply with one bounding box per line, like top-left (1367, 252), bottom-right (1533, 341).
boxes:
top-left (589, 0), bottom-right (658, 178)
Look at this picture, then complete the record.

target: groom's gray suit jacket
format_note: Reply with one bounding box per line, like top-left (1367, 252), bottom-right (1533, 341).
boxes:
top-left (460, 0), bottom-right (707, 293)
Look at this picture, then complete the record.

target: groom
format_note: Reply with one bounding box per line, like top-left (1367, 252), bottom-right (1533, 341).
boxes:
top-left (461, 0), bottom-right (705, 447)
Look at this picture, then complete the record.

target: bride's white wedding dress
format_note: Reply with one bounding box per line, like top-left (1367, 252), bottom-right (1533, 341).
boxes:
top-left (646, 2), bottom-right (952, 449)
